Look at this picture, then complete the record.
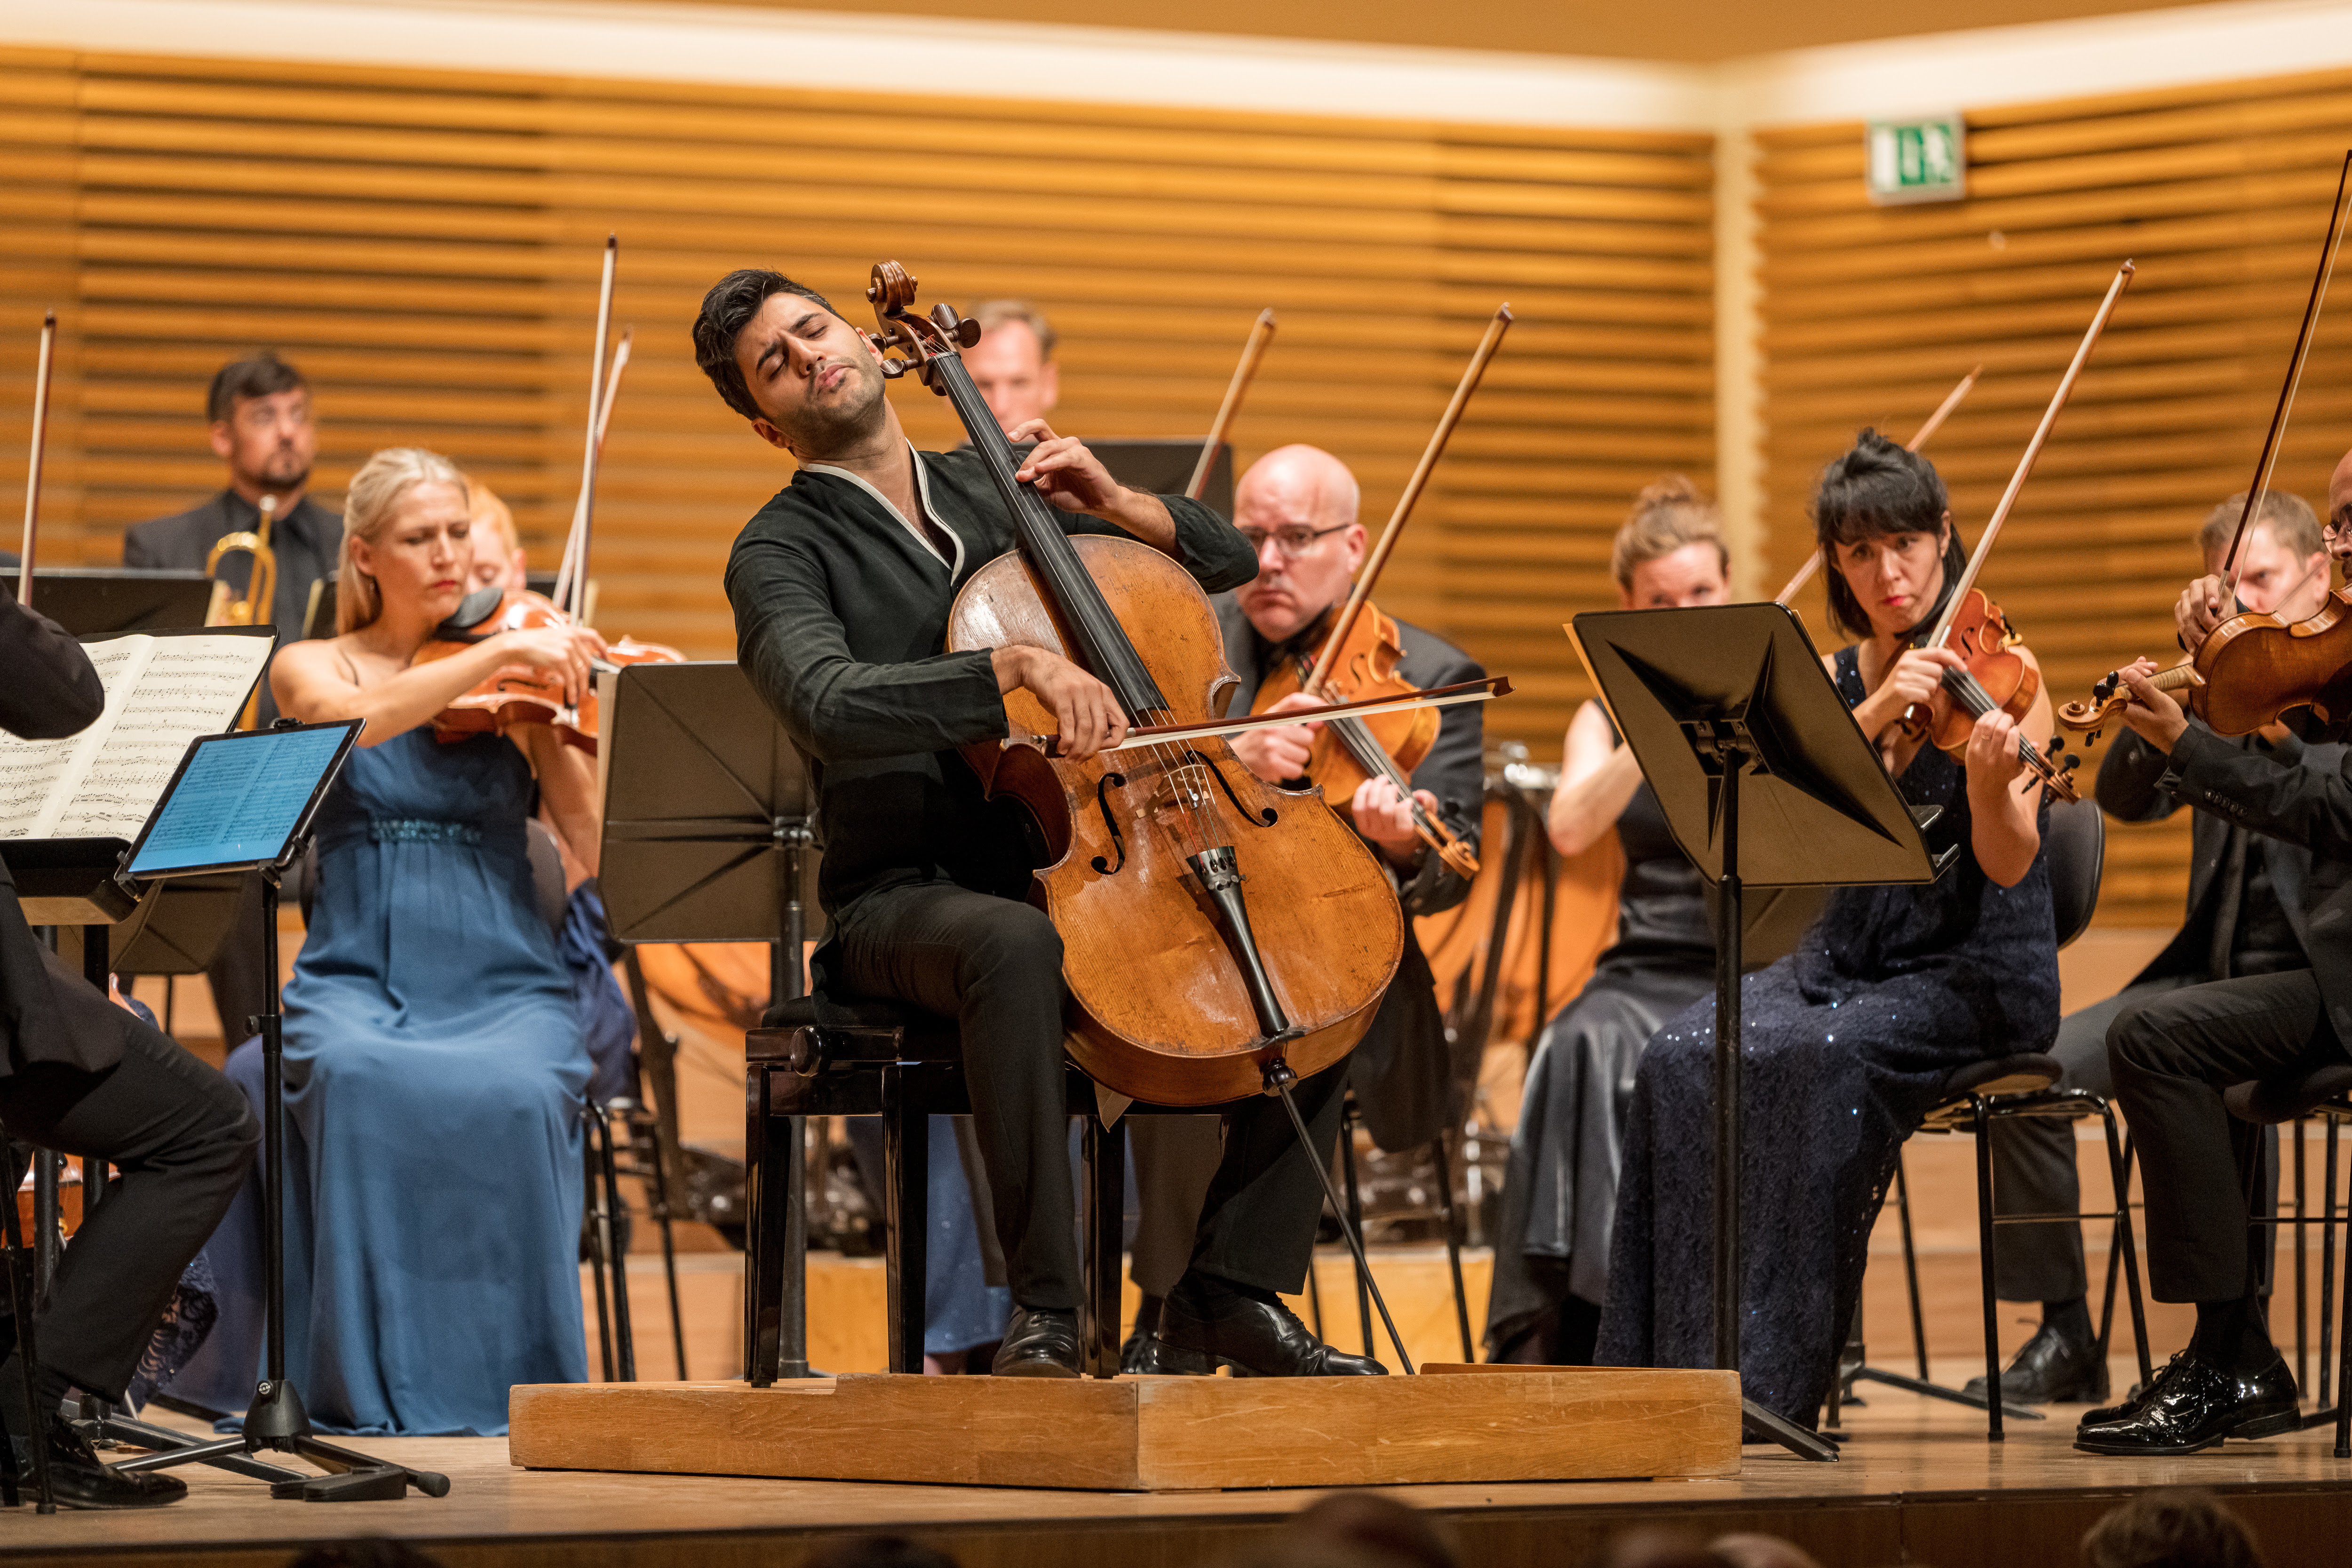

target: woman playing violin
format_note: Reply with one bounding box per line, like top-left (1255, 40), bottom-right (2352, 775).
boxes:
top-left (1597, 431), bottom-right (2061, 1427)
top-left (1487, 477), bottom-right (1731, 1367)
top-left (167, 448), bottom-right (608, 1435)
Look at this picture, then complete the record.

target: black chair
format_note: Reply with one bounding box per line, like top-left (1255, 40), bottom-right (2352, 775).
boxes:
top-left (1850, 793), bottom-right (2153, 1441)
top-left (746, 996), bottom-right (1253, 1381)
top-left (2223, 1060), bottom-right (2352, 1459)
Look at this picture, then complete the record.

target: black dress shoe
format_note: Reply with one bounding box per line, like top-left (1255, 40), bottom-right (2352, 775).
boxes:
top-left (990, 1305), bottom-right (1082, 1377)
top-left (1123, 1335), bottom-right (1217, 1376)
top-left (9, 1415), bottom-right (187, 1509)
top-left (2074, 1351), bottom-right (2299, 1456)
top-left (1159, 1272), bottom-right (1386, 1377)
top-left (1963, 1321), bottom-right (2109, 1405)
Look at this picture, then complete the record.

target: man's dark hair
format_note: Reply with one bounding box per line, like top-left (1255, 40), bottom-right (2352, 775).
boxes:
top-left (692, 269), bottom-right (840, 423)
top-left (2081, 1487), bottom-right (2267, 1568)
top-left (1811, 427), bottom-right (1966, 640)
top-left (207, 350), bottom-right (307, 425)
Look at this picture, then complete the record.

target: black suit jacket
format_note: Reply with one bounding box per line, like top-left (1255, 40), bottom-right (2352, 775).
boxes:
top-left (2161, 722), bottom-right (2352, 1043)
top-left (123, 490), bottom-right (338, 725)
top-left (1212, 596), bottom-right (1486, 1149)
top-left (0, 597), bottom-right (127, 1076)
top-left (2099, 725), bottom-right (2347, 987)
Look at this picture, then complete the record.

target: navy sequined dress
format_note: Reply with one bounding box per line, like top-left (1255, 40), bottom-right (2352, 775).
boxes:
top-left (1595, 645), bottom-right (2060, 1425)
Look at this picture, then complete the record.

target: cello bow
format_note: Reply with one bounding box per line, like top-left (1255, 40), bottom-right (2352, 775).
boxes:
top-left (18, 311), bottom-right (54, 612)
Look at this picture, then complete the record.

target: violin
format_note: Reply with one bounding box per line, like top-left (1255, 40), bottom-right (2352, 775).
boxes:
top-left (424, 236), bottom-right (682, 751)
top-left (416, 583), bottom-right (681, 752)
top-left (2062, 156), bottom-right (2352, 743)
top-left (867, 260), bottom-right (1407, 1107)
top-left (1248, 305), bottom-right (1512, 881)
top-left (1883, 261), bottom-right (2137, 805)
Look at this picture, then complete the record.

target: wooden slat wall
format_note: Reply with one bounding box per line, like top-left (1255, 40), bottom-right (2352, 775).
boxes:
top-left (1756, 69), bottom-right (2352, 926)
top-left (0, 46), bottom-right (1714, 755)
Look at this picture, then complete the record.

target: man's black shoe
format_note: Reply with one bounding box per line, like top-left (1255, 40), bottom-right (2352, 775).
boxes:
top-left (1963, 1321), bottom-right (2109, 1405)
top-left (1159, 1272), bottom-right (1386, 1377)
top-left (1122, 1335), bottom-right (1217, 1376)
top-left (2074, 1351), bottom-right (2299, 1455)
top-left (9, 1415), bottom-right (187, 1509)
top-left (991, 1305), bottom-right (1082, 1378)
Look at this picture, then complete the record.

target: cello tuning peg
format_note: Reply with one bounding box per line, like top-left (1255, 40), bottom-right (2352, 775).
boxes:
top-left (956, 318), bottom-right (982, 348)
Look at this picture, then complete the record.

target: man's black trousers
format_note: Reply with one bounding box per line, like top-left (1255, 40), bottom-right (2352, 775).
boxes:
top-left (2108, 969), bottom-right (2344, 1304)
top-left (0, 949), bottom-right (258, 1401)
top-left (828, 881), bottom-right (1346, 1311)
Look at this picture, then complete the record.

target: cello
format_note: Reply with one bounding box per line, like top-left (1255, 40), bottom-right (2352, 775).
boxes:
top-left (865, 260), bottom-right (1410, 1111)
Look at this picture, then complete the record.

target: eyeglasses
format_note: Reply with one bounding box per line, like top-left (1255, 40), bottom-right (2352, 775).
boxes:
top-left (1238, 523), bottom-right (1349, 559)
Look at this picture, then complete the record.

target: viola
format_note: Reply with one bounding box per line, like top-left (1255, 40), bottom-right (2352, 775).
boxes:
top-left (867, 260), bottom-right (1406, 1107)
top-left (1251, 603), bottom-right (1475, 878)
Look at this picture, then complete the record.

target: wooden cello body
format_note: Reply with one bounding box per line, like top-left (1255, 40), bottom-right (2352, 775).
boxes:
top-left (862, 262), bottom-right (1401, 1106)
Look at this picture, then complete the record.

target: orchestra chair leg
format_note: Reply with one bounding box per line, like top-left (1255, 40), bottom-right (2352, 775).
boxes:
top-left (1973, 1097), bottom-right (2004, 1443)
top-left (1894, 1153), bottom-right (1929, 1380)
top-left (882, 1067), bottom-right (929, 1376)
top-left (2324, 1120), bottom-right (2340, 1409)
top-left (1339, 1095), bottom-right (1373, 1358)
top-left (1432, 1129), bottom-right (1473, 1362)
top-left (2099, 1109), bottom-right (2154, 1391)
top-left (744, 1065), bottom-right (782, 1386)
top-left (0, 1142), bottom-right (53, 1512)
top-left (2296, 1117), bottom-right (2309, 1393)
top-left (1081, 1113), bottom-right (1127, 1378)
top-left (594, 1105), bottom-right (636, 1383)
top-left (581, 1109), bottom-right (616, 1385)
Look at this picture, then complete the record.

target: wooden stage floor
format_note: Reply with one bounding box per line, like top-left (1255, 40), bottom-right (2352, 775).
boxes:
top-left (13, 1367), bottom-right (2350, 1568)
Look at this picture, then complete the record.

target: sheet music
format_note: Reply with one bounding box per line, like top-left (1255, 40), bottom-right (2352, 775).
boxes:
top-left (50, 636), bottom-right (271, 841)
top-left (0, 637), bottom-right (151, 839)
top-left (131, 724), bottom-right (349, 875)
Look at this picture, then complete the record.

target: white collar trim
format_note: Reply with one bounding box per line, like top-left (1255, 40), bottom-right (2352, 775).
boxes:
top-left (805, 443), bottom-right (964, 576)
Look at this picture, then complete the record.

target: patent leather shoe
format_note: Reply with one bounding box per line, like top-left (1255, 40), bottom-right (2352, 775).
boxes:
top-left (1159, 1271), bottom-right (1386, 1377)
top-left (2073, 1351), bottom-right (2299, 1455)
top-left (9, 1415), bottom-right (187, 1509)
top-left (1122, 1334), bottom-right (1217, 1376)
top-left (990, 1305), bottom-right (1082, 1378)
top-left (1963, 1321), bottom-right (2108, 1405)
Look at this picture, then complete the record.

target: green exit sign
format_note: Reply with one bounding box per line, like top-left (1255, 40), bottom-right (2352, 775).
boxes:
top-left (1866, 115), bottom-right (1966, 205)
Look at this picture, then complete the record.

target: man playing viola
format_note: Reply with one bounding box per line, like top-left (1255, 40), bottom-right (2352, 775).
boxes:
top-left (1120, 444), bottom-right (1484, 1370)
top-left (2082, 469), bottom-right (2352, 1454)
top-left (698, 269), bottom-right (1385, 1377)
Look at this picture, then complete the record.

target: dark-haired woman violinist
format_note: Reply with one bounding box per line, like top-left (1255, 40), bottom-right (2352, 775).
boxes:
top-left (1597, 430), bottom-right (2061, 1427)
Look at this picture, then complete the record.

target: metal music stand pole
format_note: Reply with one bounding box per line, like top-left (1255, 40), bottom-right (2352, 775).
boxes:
top-left (595, 662), bottom-right (823, 1382)
top-left (1570, 603), bottom-right (1952, 1465)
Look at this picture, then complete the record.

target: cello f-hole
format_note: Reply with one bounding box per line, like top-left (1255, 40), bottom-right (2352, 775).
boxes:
top-left (1183, 749), bottom-right (1279, 827)
top-left (1090, 771), bottom-right (1129, 875)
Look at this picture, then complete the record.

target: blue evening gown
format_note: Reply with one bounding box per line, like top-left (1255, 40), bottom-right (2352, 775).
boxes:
top-left (1596, 644), bottom-right (2061, 1425)
top-left (163, 727), bottom-right (590, 1435)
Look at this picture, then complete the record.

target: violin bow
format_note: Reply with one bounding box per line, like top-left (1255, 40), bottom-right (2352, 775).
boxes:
top-left (1303, 304), bottom-right (1514, 697)
top-left (553, 234), bottom-right (620, 622)
top-left (17, 310), bottom-right (53, 613)
top-left (1033, 676), bottom-right (1511, 758)
top-left (1186, 308), bottom-right (1275, 501)
top-left (1774, 362), bottom-right (1981, 605)
top-left (1923, 263), bottom-right (2134, 651)
top-left (2223, 150), bottom-right (2352, 594)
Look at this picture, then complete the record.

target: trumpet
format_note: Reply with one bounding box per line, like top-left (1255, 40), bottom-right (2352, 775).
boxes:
top-left (205, 493), bottom-right (278, 629)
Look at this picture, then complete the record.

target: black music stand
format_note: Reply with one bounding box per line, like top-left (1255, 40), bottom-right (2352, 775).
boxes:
top-left (1570, 602), bottom-right (1946, 1464)
top-left (0, 569), bottom-right (213, 634)
top-left (596, 661), bottom-right (823, 1378)
top-left (101, 721), bottom-right (449, 1502)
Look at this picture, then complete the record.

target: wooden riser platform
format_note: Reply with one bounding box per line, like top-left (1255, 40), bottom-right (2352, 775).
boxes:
top-left (508, 1367), bottom-right (1741, 1491)
top-left (13, 1375), bottom-right (2351, 1568)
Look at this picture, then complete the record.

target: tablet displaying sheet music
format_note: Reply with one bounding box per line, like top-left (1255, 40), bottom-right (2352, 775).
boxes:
top-left (125, 721), bottom-right (362, 880)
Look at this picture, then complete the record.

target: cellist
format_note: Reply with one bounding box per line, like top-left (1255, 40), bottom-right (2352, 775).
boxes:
top-left (698, 268), bottom-right (1385, 1377)
top-left (1121, 445), bottom-right (1485, 1373)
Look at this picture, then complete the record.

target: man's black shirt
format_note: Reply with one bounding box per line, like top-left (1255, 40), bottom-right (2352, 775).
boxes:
top-left (725, 445), bottom-right (1257, 916)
